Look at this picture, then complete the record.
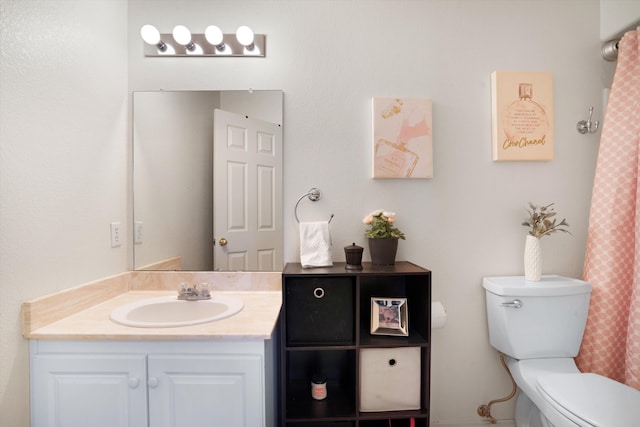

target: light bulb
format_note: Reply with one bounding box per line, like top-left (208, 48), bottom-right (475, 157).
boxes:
top-left (172, 25), bottom-right (192, 46)
top-left (204, 25), bottom-right (231, 55)
top-left (205, 25), bottom-right (226, 51)
top-left (141, 25), bottom-right (160, 44)
top-left (236, 25), bottom-right (254, 47)
top-left (140, 25), bottom-right (166, 51)
top-left (172, 25), bottom-right (197, 51)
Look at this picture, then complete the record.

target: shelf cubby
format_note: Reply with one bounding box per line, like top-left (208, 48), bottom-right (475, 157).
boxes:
top-left (280, 262), bottom-right (431, 427)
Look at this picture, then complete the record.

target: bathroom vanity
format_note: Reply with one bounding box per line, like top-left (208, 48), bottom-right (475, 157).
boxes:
top-left (280, 262), bottom-right (432, 427)
top-left (22, 271), bottom-right (282, 427)
top-left (30, 339), bottom-right (272, 427)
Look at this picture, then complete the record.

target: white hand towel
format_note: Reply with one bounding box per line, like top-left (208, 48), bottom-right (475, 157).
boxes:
top-left (299, 221), bottom-right (333, 268)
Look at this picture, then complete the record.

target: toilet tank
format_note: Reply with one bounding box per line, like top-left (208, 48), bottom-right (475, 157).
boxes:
top-left (483, 275), bottom-right (592, 359)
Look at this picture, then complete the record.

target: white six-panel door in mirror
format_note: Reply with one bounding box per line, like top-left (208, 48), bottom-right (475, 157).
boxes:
top-left (213, 109), bottom-right (283, 271)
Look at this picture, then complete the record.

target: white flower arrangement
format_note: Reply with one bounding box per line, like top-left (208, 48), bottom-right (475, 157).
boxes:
top-left (363, 210), bottom-right (406, 240)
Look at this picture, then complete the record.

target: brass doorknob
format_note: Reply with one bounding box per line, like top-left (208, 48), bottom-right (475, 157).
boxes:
top-left (218, 237), bottom-right (228, 246)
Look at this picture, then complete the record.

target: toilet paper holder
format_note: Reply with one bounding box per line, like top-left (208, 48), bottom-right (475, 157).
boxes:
top-left (432, 301), bottom-right (446, 329)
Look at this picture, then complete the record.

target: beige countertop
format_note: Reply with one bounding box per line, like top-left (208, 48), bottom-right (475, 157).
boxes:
top-left (23, 271), bottom-right (282, 341)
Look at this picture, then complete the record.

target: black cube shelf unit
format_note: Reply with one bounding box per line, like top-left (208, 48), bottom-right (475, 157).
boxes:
top-left (280, 261), bottom-right (432, 427)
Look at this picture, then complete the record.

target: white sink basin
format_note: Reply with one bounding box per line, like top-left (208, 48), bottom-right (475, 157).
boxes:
top-left (110, 295), bottom-right (244, 328)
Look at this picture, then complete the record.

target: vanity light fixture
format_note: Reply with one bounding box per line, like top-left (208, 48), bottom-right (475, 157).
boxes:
top-left (140, 24), bottom-right (265, 57)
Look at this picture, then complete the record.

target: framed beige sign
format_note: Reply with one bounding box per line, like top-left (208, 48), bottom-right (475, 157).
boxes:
top-left (491, 71), bottom-right (554, 161)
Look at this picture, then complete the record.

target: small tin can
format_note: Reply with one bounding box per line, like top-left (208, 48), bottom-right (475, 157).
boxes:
top-left (311, 374), bottom-right (327, 400)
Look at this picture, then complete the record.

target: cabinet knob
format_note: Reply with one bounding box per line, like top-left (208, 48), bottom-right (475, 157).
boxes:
top-left (128, 377), bottom-right (139, 389)
top-left (313, 287), bottom-right (325, 299)
top-left (148, 377), bottom-right (159, 388)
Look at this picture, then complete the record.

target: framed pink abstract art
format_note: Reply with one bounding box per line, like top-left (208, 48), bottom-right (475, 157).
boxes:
top-left (372, 97), bottom-right (433, 179)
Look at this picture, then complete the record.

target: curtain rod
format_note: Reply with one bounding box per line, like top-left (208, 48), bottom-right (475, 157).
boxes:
top-left (602, 39), bottom-right (620, 61)
top-left (602, 26), bottom-right (640, 62)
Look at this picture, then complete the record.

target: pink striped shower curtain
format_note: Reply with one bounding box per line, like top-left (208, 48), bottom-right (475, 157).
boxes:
top-left (577, 30), bottom-right (640, 389)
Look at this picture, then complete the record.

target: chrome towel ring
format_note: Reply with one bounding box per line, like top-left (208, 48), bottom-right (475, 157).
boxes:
top-left (294, 188), bottom-right (334, 223)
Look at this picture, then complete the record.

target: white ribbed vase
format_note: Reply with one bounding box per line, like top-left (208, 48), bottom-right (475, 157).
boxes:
top-left (524, 235), bottom-right (542, 281)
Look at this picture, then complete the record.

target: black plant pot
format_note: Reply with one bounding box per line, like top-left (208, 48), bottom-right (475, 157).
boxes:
top-left (368, 238), bottom-right (398, 265)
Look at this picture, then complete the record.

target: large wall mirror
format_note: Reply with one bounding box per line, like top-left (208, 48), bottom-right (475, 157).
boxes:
top-left (133, 90), bottom-right (283, 271)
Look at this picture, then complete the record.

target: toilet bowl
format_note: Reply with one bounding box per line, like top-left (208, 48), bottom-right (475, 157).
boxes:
top-left (483, 275), bottom-right (640, 427)
top-left (507, 357), bottom-right (640, 426)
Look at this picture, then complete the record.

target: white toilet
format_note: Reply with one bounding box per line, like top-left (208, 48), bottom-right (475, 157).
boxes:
top-left (483, 275), bottom-right (640, 427)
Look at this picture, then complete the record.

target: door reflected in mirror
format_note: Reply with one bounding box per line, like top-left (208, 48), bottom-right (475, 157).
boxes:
top-left (133, 90), bottom-right (283, 271)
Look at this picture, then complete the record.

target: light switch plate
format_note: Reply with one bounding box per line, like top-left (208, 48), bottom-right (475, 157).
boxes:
top-left (110, 222), bottom-right (121, 248)
top-left (134, 221), bottom-right (143, 244)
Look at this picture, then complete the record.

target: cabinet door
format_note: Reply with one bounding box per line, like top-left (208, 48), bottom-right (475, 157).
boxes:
top-left (31, 354), bottom-right (147, 427)
top-left (148, 354), bottom-right (264, 427)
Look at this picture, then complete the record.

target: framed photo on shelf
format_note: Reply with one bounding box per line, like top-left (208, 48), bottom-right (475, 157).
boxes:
top-left (370, 297), bottom-right (409, 336)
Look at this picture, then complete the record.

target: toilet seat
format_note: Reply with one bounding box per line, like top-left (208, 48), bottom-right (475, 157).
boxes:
top-left (537, 372), bottom-right (640, 427)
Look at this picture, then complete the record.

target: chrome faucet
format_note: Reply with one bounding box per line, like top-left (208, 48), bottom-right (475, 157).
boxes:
top-left (178, 282), bottom-right (211, 301)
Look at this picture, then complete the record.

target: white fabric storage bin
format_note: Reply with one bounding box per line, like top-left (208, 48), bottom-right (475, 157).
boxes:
top-left (359, 347), bottom-right (421, 411)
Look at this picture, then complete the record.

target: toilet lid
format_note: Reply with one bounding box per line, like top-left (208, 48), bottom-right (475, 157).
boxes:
top-left (537, 372), bottom-right (640, 426)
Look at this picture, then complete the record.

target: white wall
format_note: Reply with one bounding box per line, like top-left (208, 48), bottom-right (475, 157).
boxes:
top-left (0, 1), bottom-right (128, 425)
top-left (220, 90), bottom-right (284, 125)
top-left (601, 0), bottom-right (640, 40)
top-left (0, 0), bottom-right (618, 426)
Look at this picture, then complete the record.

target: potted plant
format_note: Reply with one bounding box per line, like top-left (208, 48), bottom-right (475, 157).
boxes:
top-left (363, 210), bottom-right (406, 265)
top-left (521, 203), bottom-right (570, 281)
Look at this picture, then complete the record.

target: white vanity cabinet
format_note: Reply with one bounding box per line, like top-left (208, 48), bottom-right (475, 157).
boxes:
top-left (31, 352), bottom-right (148, 426)
top-left (147, 353), bottom-right (266, 427)
top-left (30, 340), bottom-right (274, 427)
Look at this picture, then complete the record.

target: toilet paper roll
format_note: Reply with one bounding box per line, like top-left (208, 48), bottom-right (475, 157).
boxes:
top-left (431, 301), bottom-right (446, 329)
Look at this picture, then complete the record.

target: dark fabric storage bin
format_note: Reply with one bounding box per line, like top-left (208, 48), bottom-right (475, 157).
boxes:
top-left (285, 277), bottom-right (354, 345)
